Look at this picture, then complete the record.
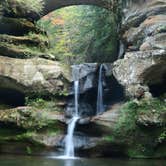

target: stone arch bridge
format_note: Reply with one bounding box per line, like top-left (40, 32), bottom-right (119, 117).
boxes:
top-left (41, 0), bottom-right (114, 18)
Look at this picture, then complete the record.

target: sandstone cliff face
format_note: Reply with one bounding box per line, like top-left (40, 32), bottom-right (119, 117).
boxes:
top-left (113, 0), bottom-right (166, 98)
top-left (0, 0), bottom-right (51, 60)
top-left (0, 56), bottom-right (71, 96)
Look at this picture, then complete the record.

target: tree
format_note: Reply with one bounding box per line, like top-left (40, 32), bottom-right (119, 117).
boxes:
top-left (38, 5), bottom-right (118, 64)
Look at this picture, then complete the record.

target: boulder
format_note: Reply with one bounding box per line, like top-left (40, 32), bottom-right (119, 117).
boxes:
top-left (0, 56), bottom-right (71, 96)
top-left (65, 101), bottom-right (94, 118)
top-left (91, 103), bottom-right (122, 130)
top-left (71, 63), bottom-right (98, 93)
top-left (113, 49), bottom-right (166, 98)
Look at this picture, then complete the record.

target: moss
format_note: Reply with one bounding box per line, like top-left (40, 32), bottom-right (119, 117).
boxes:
top-left (0, 106), bottom-right (62, 130)
top-left (0, 42), bottom-right (52, 59)
top-left (158, 129), bottom-right (166, 143)
top-left (106, 98), bottom-right (166, 158)
top-left (25, 97), bottom-right (63, 112)
top-left (0, 34), bottom-right (48, 49)
top-left (26, 146), bottom-right (32, 155)
top-left (104, 135), bottom-right (115, 142)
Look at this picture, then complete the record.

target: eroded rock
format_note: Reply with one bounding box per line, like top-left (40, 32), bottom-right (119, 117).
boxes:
top-left (113, 49), bottom-right (166, 98)
top-left (0, 56), bottom-right (71, 96)
top-left (0, 106), bottom-right (65, 129)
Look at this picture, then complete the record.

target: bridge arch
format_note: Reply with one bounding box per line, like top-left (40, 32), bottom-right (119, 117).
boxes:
top-left (40, 0), bottom-right (113, 19)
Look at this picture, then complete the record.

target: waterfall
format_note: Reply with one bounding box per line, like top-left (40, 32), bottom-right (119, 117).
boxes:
top-left (64, 116), bottom-right (79, 157)
top-left (74, 81), bottom-right (79, 117)
top-left (62, 79), bottom-right (79, 159)
top-left (96, 64), bottom-right (104, 115)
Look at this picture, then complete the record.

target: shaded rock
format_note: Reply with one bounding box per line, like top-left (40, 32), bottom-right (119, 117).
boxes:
top-left (0, 56), bottom-right (71, 96)
top-left (91, 103), bottom-right (122, 130)
top-left (72, 63), bottom-right (98, 93)
top-left (0, 17), bottom-right (39, 35)
top-left (65, 101), bottom-right (94, 118)
top-left (30, 133), bottom-right (64, 147)
top-left (71, 63), bottom-right (112, 94)
top-left (78, 117), bottom-right (91, 125)
top-left (140, 33), bottom-right (166, 51)
top-left (123, 15), bottom-right (166, 51)
top-left (0, 42), bottom-right (53, 59)
top-left (137, 111), bottom-right (166, 127)
top-left (122, 1), bottom-right (166, 32)
top-left (0, 34), bottom-right (49, 48)
top-left (59, 132), bottom-right (100, 151)
top-left (121, 0), bottom-right (166, 54)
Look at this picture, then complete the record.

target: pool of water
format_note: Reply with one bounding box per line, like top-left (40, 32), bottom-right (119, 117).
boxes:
top-left (0, 155), bottom-right (165, 166)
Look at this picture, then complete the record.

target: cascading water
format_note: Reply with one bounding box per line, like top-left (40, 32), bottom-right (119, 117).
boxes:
top-left (64, 80), bottom-right (79, 158)
top-left (64, 116), bottom-right (79, 157)
top-left (96, 64), bottom-right (104, 115)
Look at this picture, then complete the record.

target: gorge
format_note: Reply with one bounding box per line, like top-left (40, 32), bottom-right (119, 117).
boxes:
top-left (0, 0), bottom-right (166, 165)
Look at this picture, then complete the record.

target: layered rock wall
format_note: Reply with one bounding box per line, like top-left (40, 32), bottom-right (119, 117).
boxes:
top-left (113, 0), bottom-right (166, 98)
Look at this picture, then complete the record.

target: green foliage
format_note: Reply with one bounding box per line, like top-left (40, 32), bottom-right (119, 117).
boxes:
top-left (38, 6), bottom-right (118, 64)
top-left (115, 98), bottom-right (166, 136)
top-left (112, 98), bottom-right (166, 157)
top-left (25, 97), bottom-right (46, 108)
top-left (115, 101), bottom-right (138, 136)
top-left (158, 129), bottom-right (166, 143)
top-left (26, 146), bottom-right (32, 155)
top-left (25, 97), bottom-right (62, 112)
top-left (104, 135), bottom-right (115, 142)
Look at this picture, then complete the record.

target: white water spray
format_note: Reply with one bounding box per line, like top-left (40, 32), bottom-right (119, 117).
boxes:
top-left (96, 64), bottom-right (104, 115)
top-left (63, 80), bottom-right (79, 159)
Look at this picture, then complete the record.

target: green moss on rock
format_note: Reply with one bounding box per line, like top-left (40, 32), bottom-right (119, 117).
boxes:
top-left (106, 98), bottom-right (166, 158)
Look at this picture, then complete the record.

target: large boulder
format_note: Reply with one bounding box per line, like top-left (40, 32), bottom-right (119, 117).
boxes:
top-left (0, 56), bottom-right (71, 96)
top-left (113, 49), bottom-right (166, 98)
